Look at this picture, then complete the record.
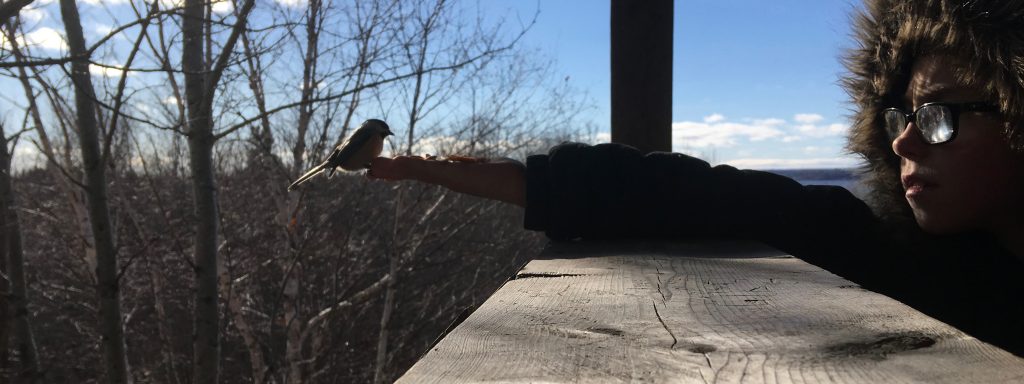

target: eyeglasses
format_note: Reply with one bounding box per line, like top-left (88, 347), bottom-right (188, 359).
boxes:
top-left (883, 102), bottom-right (1000, 144)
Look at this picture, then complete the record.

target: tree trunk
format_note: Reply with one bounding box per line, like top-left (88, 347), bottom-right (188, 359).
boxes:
top-left (148, 257), bottom-right (182, 384)
top-left (181, 0), bottom-right (257, 382)
top-left (186, 110), bottom-right (220, 384)
top-left (58, 1), bottom-right (132, 383)
top-left (5, 19), bottom-right (97, 285)
top-left (283, 263), bottom-right (303, 384)
top-left (183, 0), bottom-right (220, 378)
top-left (292, 0), bottom-right (321, 174)
top-left (0, 128), bottom-right (41, 382)
top-left (0, 225), bottom-right (7, 374)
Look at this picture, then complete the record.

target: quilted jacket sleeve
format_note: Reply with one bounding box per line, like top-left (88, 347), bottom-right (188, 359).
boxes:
top-left (523, 142), bottom-right (879, 266)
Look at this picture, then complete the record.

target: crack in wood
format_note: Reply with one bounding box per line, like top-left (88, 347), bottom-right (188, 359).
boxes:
top-left (651, 300), bottom-right (677, 349)
top-left (651, 255), bottom-right (672, 302)
top-left (513, 272), bottom-right (584, 280)
top-left (655, 273), bottom-right (668, 302)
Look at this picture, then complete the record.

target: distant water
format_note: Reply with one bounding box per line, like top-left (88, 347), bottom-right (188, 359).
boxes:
top-left (767, 168), bottom-right (868, 199)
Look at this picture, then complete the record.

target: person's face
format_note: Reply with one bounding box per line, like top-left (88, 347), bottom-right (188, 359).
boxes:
top-left (892, 54), bottom-right (1024, 235)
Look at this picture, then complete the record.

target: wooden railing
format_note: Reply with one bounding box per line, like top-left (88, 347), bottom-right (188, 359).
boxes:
top-left (397, 241), bottom-right (1024, 383)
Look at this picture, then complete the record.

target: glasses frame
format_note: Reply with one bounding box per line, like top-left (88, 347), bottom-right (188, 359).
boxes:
top-left (883, 101), bottom-right (1000, 145)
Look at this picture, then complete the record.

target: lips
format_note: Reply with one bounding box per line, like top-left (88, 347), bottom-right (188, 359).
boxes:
top-left (902, 174), bottom-right (937, 198)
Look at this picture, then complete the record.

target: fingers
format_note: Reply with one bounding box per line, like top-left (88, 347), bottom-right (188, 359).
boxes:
top-left (366, 157), bottom-right (391, 180)
top-left (366, 155), bottom-right (421, 180)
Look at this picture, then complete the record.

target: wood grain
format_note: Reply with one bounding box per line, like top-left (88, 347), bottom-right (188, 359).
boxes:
top-left (397, 241), bottom-right (1024, 383)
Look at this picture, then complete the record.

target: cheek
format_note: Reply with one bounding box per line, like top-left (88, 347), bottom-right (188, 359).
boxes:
top-left (943, 140), bottom-right (1024, 226)
top-left (908, 124), bottom-right (1024, 233)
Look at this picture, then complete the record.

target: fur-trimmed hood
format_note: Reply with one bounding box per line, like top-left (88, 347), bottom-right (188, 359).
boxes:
top-left (843, 0), bottom-right (1024, 223)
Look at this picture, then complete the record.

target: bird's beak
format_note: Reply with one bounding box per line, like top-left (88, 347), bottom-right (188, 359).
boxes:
top-left (386, 130), bottom-right (395, 137)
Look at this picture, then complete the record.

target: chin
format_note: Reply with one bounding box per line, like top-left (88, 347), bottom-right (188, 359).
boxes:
top-left (912, 210), bottom-right (970, 235)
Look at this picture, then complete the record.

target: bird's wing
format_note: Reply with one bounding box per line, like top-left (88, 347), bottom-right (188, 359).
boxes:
top-left (287, 161), bottom-right (330, 191)
top-left (329, 129), bottom-right (376, 173)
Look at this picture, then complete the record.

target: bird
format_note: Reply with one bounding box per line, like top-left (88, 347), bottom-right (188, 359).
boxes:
top-left (287, 119), bottom-right (394, 191)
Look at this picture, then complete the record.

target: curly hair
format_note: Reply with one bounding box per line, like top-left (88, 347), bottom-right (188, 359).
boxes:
top-left (842, 0), bottom-right (1024, 224)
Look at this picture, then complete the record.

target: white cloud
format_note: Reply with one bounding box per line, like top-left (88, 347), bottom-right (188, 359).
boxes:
top-left (276, 0), bottom-right (309, 7)
top-left (11, 144), bottom-right (43, 172)
top-left (796, 124), bottom-right (818, 134)
top-left (297, 80), bottom-right (325, 91)
top-left (159, 0), bottom-right (184, 9)
top-left (163, 96), bottom-right (180, 105)
top-left (1, 27), bottom-right (67, 51)
top-left (781, 135), bottom-right (802, 143)
top-left (672, 120), bottom-right (784, 149)
top-left (722, 156), bottom-right (861, 170)
top-left (416, 135), bottom-right (468, 156)
top-left (792, 122), bottom-right (848, 138)
top-left (703, 113), bottom-right (725, 123)
top-left (82, 0), bottom-right (131, 5)
top-left (212, 0), bottom-right (233, 14)
top-left (94, 24), bottom-right (114, 36)
top-left (802, 146), bottom-right (828, 154)
top-left (20, 7), bottom-right (46, 23)
top-left (794, 113), bottom-right (824, 124)
top-left (411, 135), bottom-right (526, 157)
top-left (827, 123), bottom-right (847, 134)
top-left (89, 63), bottom-right (133, 78)
top-left (750, 118), bottom-right (786, 127)
top-left (152, 0), bottom-right (229, 12)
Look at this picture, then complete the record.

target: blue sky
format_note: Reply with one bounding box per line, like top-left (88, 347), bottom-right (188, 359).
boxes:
top-left (486, 0), bottom-right (865, 168)
top-left (3, 0), bottom-right (866, 170)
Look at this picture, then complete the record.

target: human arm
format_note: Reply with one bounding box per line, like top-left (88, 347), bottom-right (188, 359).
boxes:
top-left (522, 142), bottom-right (878, 249)
top-left (369, 143), bottom-right (878, 261)
top-left (368, 156), bottom-right (526, 207)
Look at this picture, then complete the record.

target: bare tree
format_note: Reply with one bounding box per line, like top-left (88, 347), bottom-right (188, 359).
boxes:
top-left (180, 0), bottom-right (256, 382)
top-left (57, 0), bottom-right (133, 382)
top-left (0, 123), bottom-right (41, 382)
top-left (4, 16), bottom-right (98, 290)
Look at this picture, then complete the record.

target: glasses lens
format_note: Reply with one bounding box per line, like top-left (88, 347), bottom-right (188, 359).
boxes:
top-left (883, 110), bottom-right (907, 141)
top-left (917, 105), bottom-right (954, 143)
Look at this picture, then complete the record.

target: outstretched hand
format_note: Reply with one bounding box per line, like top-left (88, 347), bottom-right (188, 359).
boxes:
top-left (366, 156), bottom-right (527, 207)
top-left (366, 155), bottom-right (421, 181)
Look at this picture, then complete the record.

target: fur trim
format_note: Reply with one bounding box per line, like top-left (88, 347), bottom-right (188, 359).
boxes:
top-left (842, 0), bottom-right (1024, 222)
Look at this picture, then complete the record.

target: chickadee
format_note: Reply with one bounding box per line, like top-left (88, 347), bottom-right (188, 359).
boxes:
top-left (287, 119), bottom-right (394, 191)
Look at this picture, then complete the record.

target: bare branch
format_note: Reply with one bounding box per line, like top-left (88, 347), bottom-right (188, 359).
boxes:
top-left (301, 273), bottom-right (391, 343)
top-left (214, 46), bottom-right (518, 141)
top-left (0, 7), bottom-right (181, 69)
top-left (0, 0), bottom-right (34, 27)
top-left (102, 0), bottom-right (159, 164)
top-left (204, 0), bottom-right (255, 96)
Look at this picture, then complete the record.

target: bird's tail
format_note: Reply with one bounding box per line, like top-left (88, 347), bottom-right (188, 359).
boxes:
top-left (287, 161), bottom-right (330, 191)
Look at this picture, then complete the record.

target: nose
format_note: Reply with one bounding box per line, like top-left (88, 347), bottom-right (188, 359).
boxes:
top-left (891, 121), bottom-right (928, 160)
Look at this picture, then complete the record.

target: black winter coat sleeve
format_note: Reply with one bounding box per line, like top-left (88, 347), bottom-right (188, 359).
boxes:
top-left (524, 142), bottom-right (881, 274)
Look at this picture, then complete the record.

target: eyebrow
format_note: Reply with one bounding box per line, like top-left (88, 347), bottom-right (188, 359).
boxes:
top-left (903, 84), bottom-right (979, 107)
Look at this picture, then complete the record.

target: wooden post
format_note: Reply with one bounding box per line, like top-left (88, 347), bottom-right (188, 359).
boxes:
top-left (611, 0), bottom-right (673, 153)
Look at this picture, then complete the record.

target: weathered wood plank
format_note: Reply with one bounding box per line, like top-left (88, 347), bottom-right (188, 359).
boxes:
top-left (398, 241), bottom-right (1024, 383)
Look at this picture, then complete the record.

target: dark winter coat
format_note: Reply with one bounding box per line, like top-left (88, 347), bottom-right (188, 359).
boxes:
top-left (523, 142), bottom-right (1024, 357)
